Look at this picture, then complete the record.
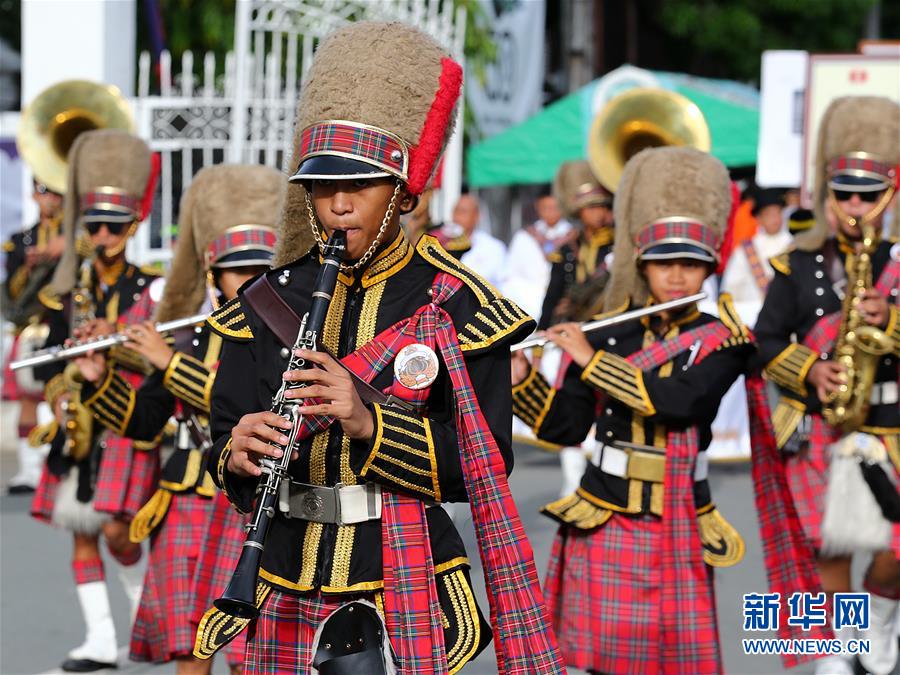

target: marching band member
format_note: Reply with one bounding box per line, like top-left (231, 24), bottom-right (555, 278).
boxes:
top-left (2, 179), bottom-right (65, 493)
top-left (196, 22), bottom-right (563, 674)
top-left (755, 96), bottom-right (900, 675)
top-left (74, 164), bottom-right (282, 674)
top-left (513, 146), bottom-right (826, 674)
top-left (30, 129), bottom-right (161, 673)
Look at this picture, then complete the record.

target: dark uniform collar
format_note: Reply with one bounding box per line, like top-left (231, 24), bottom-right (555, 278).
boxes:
top-left (334, 229), bottom-right (413, 288)
top-left (640, 298), bottom-right (701, 335)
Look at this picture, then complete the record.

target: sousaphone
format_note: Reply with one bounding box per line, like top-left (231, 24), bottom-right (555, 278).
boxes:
top-left (588, 87), bottom-right (711, 192)
top-left (17, 79), bottom-right (134, 194)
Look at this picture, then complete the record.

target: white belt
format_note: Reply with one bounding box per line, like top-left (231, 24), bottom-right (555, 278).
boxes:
top-left (279, 481), bottom-right (382, 525)
top-left (870, 381), bottom-right (899, 406)
top-left (594, 443), bottom-right (709, 482)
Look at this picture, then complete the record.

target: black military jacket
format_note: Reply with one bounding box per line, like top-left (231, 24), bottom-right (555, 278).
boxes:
top-left (208, 232), bottom-right (532, 595)
top-left (2, 219), bottom-right (61, 326)
top-left (755, 238), bottom-right (899, 445)
top-left (82, 323), bottom-right (222, 495)
top-left (537, 229), bottom-right (613, 330)
top-left (516, 299), bottom-right (752, 520)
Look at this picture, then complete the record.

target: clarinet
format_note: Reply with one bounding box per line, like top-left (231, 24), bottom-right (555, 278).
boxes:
top-left (215, 230), bottom-right (347, 618)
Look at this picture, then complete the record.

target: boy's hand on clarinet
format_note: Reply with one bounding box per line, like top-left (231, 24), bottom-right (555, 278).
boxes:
top-left (228, 412), bottom-right (296, 478)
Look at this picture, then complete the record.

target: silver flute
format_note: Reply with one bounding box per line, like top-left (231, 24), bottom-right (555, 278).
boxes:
top-left (511, 293), bottom-right (707, 352)
top-left (10, 313), bottom-right (209, 371)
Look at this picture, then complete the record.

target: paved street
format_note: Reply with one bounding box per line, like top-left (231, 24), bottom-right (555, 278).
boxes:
top-left (0, 424), bottom-right (862, 675)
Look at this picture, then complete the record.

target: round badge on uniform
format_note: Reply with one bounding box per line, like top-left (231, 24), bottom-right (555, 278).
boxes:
top-left (394, 343), bottom-right (439, 390)
top-left (891, 242), bottom-right (900, 263)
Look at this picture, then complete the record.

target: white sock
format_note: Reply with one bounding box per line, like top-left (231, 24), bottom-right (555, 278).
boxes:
top-left (117, 558), bottom-right (145, 626)
top-left (858, 593), bottom-right (899, 675)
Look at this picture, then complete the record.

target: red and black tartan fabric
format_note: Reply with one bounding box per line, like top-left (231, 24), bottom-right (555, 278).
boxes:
top-left (635, 218), bottom-right (721, 256)
top-left (95, 290), bottom-right (161, 518)
top-left (544, 513), bottom-right (683, 673)
top-left (827, 154), bottom-right (897, 184)
top-left (2, 334), bottom-right (44, 401)
top-left (191, 490), bottom-right (250, 666)
top-left (206, 226), bottom-right (277, 267)
top-left (298, 121), bottom-right (408, 177)
top-left (626, 322), bottom-right (730, 674)
top-left (745, 376), bottom-right (833, 668)
top-left (31, 464), bottom-right (59, 523)
top-left (244, 589), bottom-right (382, 674)
top-left (130, 491), bottom-right (213, 663)
top-left (282, 271), bottom-right (564, 674)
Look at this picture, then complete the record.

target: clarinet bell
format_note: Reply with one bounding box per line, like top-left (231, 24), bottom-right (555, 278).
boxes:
top-left (214, 545), bottom-right (263, 619)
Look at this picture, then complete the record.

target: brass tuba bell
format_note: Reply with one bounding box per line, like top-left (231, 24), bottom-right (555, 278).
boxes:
top-left (17, 80), bottom-right (134, 194)
top-left (588, 87), bottom-right (711, 192)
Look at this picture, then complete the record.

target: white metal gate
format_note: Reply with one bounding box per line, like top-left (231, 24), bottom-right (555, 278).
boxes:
top-left (130, 0), bottom-right (465, 267)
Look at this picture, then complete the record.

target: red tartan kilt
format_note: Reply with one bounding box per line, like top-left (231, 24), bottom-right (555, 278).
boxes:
top-left (130, 492), bottom-right (214, 663)
top-left (92, 436), bottom-right (159, 519)
top-left (244, 588), bottom-right (379, 674)
top-left (2, 334), bottom-right (43, 401)
top-left (786, 419), bottom-right (900, 554)
top-left (543, 513), bottom-right (717, 674)
top-left (191, 491), bottom-right (249, 665)
top-left (30, 464), bottom-right (59, 523)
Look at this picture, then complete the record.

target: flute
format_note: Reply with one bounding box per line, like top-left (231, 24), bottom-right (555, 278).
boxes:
top-left (10, 313), bottom-right (209, 371)
top-left (511, 293), bottom-right (707, 352)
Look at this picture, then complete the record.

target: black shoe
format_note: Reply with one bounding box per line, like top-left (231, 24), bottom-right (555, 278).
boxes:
top-left (7, 483), bottom-right (36, 495)
top-left (60, 658), bottom-right (117, 672)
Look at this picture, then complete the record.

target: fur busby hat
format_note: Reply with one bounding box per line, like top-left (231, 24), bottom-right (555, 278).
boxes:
top-left (797, 96), bottom-right (899, 252)
top-left (553, 160), bottom-right (613, 219)
top-left (604, 147), bottom-right (731, 311)
top-left (274, 21), bottom-right (463, 266)
top-left (47, 129), bottom-right (152, 297)
top-left (155, 164), bottom-right (283, 323)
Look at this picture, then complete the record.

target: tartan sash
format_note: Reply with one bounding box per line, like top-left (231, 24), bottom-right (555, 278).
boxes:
top-left (804, 255), bottom-right (899, 354)
top-left (742, 239), bottom-right (770, 293)
top-left (625, 321), bottom-right (732, 673)
top-left (745, 376), bottom-right (834, 667)
top-left (292, 273), bottom-right (564, 673)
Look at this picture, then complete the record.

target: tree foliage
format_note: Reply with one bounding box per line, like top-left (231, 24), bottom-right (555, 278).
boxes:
top-left (651, 0), bottom-right (896, 82)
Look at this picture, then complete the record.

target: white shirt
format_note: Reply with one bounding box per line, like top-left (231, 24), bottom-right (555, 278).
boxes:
top-left (721, 228), bottom-right (793, 328)
top-left (460, 228), bottom-right (507, 289)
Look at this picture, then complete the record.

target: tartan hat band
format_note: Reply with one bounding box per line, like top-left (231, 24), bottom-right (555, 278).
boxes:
top-left (293, 120), bottom-right (410, 182)
top-left (635, 217), bottom-right (721, 260)
top-left (81, 188), bottom-right (139, 219)
top-left (827, 152), bottom-right (897, 190)
top-left (206, 224), bottom-right (277, 268)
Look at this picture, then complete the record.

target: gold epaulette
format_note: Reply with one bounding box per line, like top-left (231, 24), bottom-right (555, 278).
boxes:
top-left (716, 293), bottom-right (753, 351)
top-left (546, 250), bottom-right (563, 264)
top-left (207, 297), bottom-right (254, 341)
top-left (2, 240), bottom-right (15, 253)
top-left (37, 285), bottom-right (63, 311)
top-left (769, 250), bottom-right (792, 276)
top-left (140, 264), bottom-right (164, 277)
top-left (416, 234), bottom-right (535, 352)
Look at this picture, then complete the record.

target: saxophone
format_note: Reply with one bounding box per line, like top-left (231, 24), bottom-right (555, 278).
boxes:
top-left (61, 252), bottom-right (99, 460)
top-left (823, 222), bottom-right (894, 431)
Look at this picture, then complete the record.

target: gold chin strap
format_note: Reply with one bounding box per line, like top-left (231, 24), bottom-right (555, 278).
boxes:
top-left (205, 269), bottom-right (220, 311)
top-left (828, 185), bottom-right (895, 231)
top-left (305, 180), bottom-right (402, 273)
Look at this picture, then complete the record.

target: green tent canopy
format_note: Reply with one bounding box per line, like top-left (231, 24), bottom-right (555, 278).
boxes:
top-left (466, 67), bottom-right (760, 188)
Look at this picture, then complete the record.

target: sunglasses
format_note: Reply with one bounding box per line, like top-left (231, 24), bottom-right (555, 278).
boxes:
top-left (85, 221), bottom-right (129, 236)
top-left (832, 189), bottom-right (882, 203)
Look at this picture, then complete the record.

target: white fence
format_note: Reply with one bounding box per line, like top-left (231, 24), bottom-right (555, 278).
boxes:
top-left (129, 0), bottom-right (465, 267)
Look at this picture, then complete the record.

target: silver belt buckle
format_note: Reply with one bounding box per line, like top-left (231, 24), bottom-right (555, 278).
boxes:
top-left (290, 482), bottom-right (343, 524)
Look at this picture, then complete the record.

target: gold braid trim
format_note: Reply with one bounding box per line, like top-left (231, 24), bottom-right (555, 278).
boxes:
top-left (163, 352), bottom-right (213, 411)
top-left (207, 297), bottom-right (253, 340)
top-left (6, 265), bottom-right (29, 300)
top-left (697, 504), bottom-right (746, 568)
top-left (581, 350), bottom-right (656, 416)
top-left (193, 581), bottom-right (272, 659)
top-left (511, 367), bottom-right (556, 435)
top-left (887, 306), bottom-right (899, 357)
top-left (769, 251), bottom-right (791, 276)
top-left (128, 488), bottom-right (173, 543)
top-left (84, 369), bottom-right (136, 436)
top-left (360, 404), bottom-right (439, 500)
top-left (772, 397), bottom-right (806, 449)
top-left (541, 493), bottom-right (614, 530)
top-left (765, 343), bottom-right (818, 397)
